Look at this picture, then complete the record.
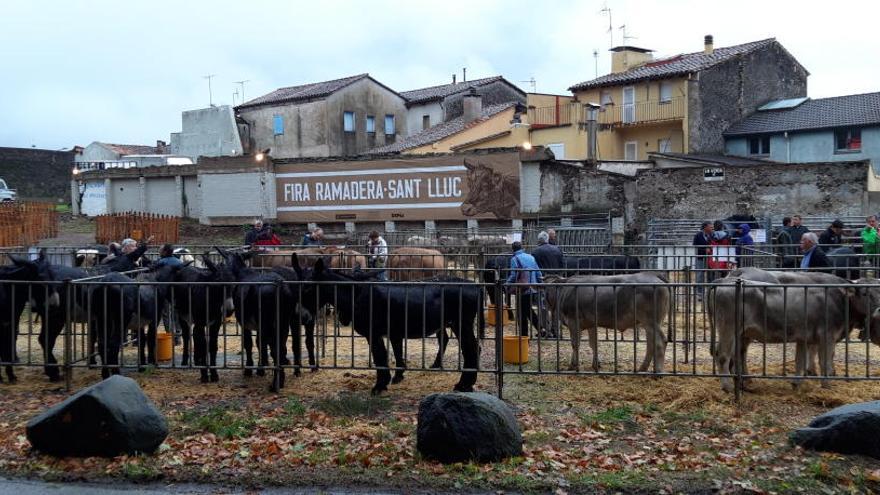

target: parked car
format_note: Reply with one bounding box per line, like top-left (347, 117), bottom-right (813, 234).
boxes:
top-left (0, 178), bottom-right (16, 202)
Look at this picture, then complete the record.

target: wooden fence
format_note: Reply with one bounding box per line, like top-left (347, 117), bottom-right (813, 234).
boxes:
top-left (0, 202), bottom-right (59, 247)
top-left (95, 212), bottom-right (180, 245)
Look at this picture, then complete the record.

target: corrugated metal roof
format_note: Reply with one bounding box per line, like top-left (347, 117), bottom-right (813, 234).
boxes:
top-left (724, 92), bottom-right (880, 136)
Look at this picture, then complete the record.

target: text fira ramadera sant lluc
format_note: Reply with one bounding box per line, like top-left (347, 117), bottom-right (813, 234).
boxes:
top-left (283, 177), bottom-right (462, 202)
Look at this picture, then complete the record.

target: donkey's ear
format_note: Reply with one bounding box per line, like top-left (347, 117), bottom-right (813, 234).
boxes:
top-left (291, 253), bottom-right (303, 279)
top-left (314, 257), bottom-right (326, 275)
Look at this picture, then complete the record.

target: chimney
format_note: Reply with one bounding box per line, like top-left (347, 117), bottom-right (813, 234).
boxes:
top-left (462, 87), bottom-right (482, 122)
top-left (462, 67), bottom-right (467, 82)
top-left (156, 140), bottom-right (167, 153)
top-left (704, 34), bottom-right (714, 54)
top-left (609, 46), bottom-right (653, 73)
top-left (584, 103), bottom-right (600, 163)
top-left (452, 74), bottom-right (457, 84)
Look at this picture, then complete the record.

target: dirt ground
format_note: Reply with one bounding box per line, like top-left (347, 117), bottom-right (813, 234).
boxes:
top-left (5, 216), bottom-right (880, 493)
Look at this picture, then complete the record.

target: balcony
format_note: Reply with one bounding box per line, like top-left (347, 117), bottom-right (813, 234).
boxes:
top-left (598, 97), bottom-right (685, 127)
top-left (528, 103), bottom-right (576, 128)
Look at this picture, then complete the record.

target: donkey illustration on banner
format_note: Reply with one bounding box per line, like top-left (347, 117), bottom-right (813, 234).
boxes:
top-left (460, 159), bottom-right (519, 219)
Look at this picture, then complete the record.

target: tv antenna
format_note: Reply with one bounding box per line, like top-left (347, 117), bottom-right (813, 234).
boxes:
top-left (232, 89), bottom-right (239, 106)
top-left (519, 77), bottom-right (536, 93)
top-left (599, 5), bottom-right (613, 47)
top-left (203, 74), bottom-right (216, 107)
top-left (619, 24), bottom-right (637, 44)
top-left (234, 80), bottom-right (250, 102)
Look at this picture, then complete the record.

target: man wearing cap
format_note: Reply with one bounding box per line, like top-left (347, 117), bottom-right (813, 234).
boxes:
top-left (818, 219), bottom-right (845, 248)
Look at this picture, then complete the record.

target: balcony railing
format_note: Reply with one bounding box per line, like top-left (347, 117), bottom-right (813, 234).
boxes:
top-left (598, 97), bottom-right (685, 126)
top-left (528, 103), bottom-right (576, 128)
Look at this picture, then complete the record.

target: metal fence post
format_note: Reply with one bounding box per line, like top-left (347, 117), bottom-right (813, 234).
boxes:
top-left (275, 279), bottom-right (283, 392)
top-left (734, 278), bottom-right (743, 404)
top-left (494, 277), bottom-right (504, 400)
top-left (63, 278), bottom-right (73, 392)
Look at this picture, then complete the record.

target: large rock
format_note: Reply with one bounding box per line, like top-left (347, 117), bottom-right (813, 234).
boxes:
top-left (26, 375), bottom-right (168, 457)
top-left (790, 401), bottom-right (880, 458)
top-left (417, 392), bottom-right (522, 463)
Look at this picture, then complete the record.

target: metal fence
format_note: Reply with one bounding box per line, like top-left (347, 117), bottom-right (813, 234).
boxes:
top-left (4, 260), bottom-right (880, 401)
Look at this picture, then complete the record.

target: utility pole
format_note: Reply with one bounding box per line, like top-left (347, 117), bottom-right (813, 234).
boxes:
top-left (593, 49), bottom-right (599, 78)
top-left (234, 80), bottom-right (250, 103)
top-left (232, 89), bottom-right (239, 106)
top-left (203, 74), bottom-right (216, 107)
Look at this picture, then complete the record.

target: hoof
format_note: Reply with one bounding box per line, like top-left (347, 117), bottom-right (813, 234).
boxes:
top-left (243, 368), bottom-right (253, 378)
top-left (200, 374), bottom-right (209, 383)
top-left (429, 362), bottom-right (441, 369)
top-left (7, 375), bottom-right (17, 384)
top-left (391, 374), bottom-right (404, 384)
top-left (309, 366), bottom-right (319, 373)
top-left (100, 369), bottom-right (110, 380)
top-left (371, 386), bottom-right (387, 396)
top-left (210, 371), bottom-right (219, 383)
top-left (47, 374), bottom-right (62, 383)
top-left (256, 368), bottom-right (266, 377)
top-left (453, 383), bottom-right (474, 393)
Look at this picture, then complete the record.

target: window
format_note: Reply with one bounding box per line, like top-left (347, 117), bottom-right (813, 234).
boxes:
top-left (273, 114), bottom-right (284, 135)
top-left (624, 141), bottom-right (638, 161)
top-left (622, 86), bottom-right (635, 123)
top-left (659, 81), bottom-right (673, 103)
top-left (343, 111), bottom-right (355, 133)
top-left (835, 128), bottom-right (862, 152)
top-left (547, 143), bottom-right (565, 159)
top-left (748, 136), bottom-right (770, 155)
top-left (365, 115), bottom-right (375, 133)
top-left (422, 115), bottom-right (431, 130)
top-left (600, 90), bottom-right (613, 110)
top-left (658, 138), bottom-right (671, 153)
top-left (384, 114), bottom-right (395, 135)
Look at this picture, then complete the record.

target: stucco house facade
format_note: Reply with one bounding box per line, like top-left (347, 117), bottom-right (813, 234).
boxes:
top-left (235, 74), bottom-right (408, 159)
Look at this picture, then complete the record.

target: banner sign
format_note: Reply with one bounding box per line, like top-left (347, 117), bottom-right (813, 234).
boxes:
top-left (275, 152), bottom-right (520, 222)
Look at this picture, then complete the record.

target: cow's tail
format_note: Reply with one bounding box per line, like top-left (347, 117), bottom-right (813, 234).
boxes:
top-left (706, 285), bottom-right (716, 357)
top-left (477, 286), bottom-right (486, 341)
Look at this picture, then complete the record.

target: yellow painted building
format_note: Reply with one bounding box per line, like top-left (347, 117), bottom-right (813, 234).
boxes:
top-left (528, 36), bottom-right (807, 161)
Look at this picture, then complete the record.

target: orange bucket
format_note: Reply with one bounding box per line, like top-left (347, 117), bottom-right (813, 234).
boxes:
top-left (131, 229), bottom-right (143, 240)
top-left (502, 336), bottom-right (529, 364)
top-left (486, 304), bottom-right (512, 326)
top-left (156, 333), bottom-right (173, 362)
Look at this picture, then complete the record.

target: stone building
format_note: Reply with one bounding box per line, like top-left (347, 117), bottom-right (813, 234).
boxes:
top-left (400, 75), bottom-right (525, 136)
top-left (528, 35), bottom-right (808, 161)
top-left (235, 74), bottom-right (407, 159)
top-left (724, 92), bottom-right (880, 174)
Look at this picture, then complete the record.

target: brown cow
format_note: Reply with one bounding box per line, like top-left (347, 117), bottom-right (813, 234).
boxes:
top-left (251, 247), bottom-right (366, 271)
top-left (387, 247), bottom-right (446, 281)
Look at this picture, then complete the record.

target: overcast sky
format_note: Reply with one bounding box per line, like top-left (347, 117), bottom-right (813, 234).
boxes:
top-left (2, 0), bottom-right (877, 150)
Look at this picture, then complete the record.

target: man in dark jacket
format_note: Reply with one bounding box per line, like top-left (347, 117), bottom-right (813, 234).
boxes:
top-left (818, 219), bottom-right (845, 247)
top-left (532, 231), bottom-right (563, 338)
top-left (786, 215), bottom-right (810, 248)
top-left (245, 220), bottom-right (270, 245)
top-left (692, 221), bottom-right (713, 297)
top-left (800, 232), bottom-right (831, 271)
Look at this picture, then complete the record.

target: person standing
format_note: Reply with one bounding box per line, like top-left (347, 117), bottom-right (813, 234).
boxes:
top-left (818, 219), bottom-right (845, 247)
top-left (800, 232), bottom-right (831, 271)
top-left (692, 221), bottom-right (713, 297)
top-left (302, 227), bottom-right (324, 246)
top-left (734, 224), bottom-right (754, 267)
top-left (505, 241), bottom-right (543, 337)
top-left (708, 220), bottom-right (733, 278)
top-left (861, 215), bottom-right (879, 271)
top-left (776, 217), bottom-right (796, 267)
top-left (367, 230), bottom-right (388, 281)
top-left (787, 215), bottom-right (810, 247)
top-left (154, 244), bottom-right (183, 268)
top-left (546, 228), bottom-right (558, 246)
top-left (245, 220), bottom-right (270, 245)
top-left (531, 231), bottom-right (563, 338)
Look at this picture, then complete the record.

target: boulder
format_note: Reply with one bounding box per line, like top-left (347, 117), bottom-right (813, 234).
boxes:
top-left (26, 375), bottom-right (168, 457)
top-left (417, 392), bottom-right (522, 463)
top-left (790, 400), bottom-right (880, 458)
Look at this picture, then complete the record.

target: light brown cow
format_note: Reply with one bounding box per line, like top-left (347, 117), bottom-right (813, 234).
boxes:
top-left (250, 247), bottom-right (366, 271)
top-left (386, 247), bottom-right (446, 281)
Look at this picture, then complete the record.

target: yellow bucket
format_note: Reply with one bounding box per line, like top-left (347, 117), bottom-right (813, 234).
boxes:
top-left (131, 229), bottom-right (143, 241)
top-left (156, 333), bottom-right (173, 362)
top-left (486, 304), bottom-right (511, 326)
top-left (502, 336), bottom-right (529, 364)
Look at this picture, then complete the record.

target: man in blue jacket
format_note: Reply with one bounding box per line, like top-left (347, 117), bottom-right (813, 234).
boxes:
top-left (735, 223), bottom-right (755, 267)
top-left (506, 241), bottom-right (543, 337)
